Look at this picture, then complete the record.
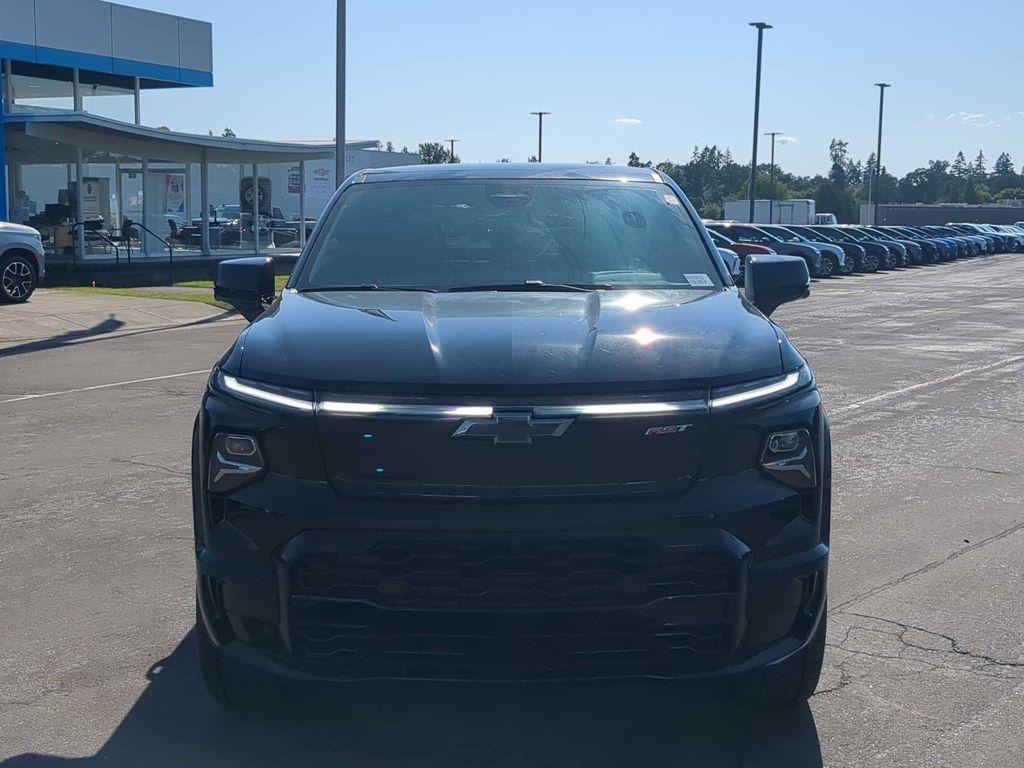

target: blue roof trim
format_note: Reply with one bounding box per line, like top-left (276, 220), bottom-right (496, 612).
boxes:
top-left (0, 40), bottom-right (212, 88)
top-left (37, 47), bottom-right (114, 74)
top-left (177, 67), bottom-right (214, 87)
top-left (0, 40), bottom-right (39, 63)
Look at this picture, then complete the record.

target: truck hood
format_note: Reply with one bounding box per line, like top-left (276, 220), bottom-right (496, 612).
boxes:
top-left (0, 221), bottom-right (41, 236)
top-left (232, 288), bottom-right (787, 394)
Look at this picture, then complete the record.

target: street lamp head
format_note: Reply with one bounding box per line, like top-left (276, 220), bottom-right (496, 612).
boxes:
top-left (749, 21), bottom-right (773, 29)
top-left (874, 82), bottom-right (891, 89)
top-left (530, 111), bottom-right (551, 116)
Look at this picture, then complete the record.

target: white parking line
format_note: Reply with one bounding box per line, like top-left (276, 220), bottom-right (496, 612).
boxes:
top-left (0, 370), bottom-right (210, 405)
top-left (833, 355), bottom-right (1024, 416)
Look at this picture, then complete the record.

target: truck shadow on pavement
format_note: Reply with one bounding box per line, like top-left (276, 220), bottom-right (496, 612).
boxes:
top-left (1, 630), bottom-right (822, 768)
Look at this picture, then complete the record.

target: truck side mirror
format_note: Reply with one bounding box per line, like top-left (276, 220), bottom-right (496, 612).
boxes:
top-left (745, 254), bottom-right (809, 316)
top-left (214, 257), bottom-right (276, 322)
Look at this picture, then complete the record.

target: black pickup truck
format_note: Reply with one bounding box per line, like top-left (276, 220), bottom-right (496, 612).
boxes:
top-left (193, 163), bottom-right (830, 708)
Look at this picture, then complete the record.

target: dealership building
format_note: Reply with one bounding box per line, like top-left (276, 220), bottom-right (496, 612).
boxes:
top-left (0, 0), bottom-right (418, 265)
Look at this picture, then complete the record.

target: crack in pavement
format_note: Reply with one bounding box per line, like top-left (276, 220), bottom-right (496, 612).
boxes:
top-left (114, 457), bottom-right (184, 477)
top-left (910, 462), bottom-right (1019, 477)
top-left (842, 612), bottom-right (1024, 671)
top-left (831, 519), bottom-right (1024, 612)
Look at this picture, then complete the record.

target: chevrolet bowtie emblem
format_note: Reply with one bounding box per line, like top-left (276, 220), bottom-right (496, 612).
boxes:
top-left (451, 412), bottom-right (574, 445)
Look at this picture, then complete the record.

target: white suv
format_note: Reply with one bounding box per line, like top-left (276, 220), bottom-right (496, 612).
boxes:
top-left (0, 222), bottom-right (45, 303)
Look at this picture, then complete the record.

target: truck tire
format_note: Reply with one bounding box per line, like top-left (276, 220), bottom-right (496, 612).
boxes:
top-left (815, 253), bottom-right (835, 279)
top-left (0, 251), bottom-right (37, 303)
top-left (759, 605), bottom-right (827, 707)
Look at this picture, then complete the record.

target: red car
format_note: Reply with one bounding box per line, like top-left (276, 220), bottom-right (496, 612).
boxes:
top-left (707, 228), bottom-right (775, 282)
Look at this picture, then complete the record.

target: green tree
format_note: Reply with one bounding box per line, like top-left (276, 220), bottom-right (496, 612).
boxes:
top-left (951, 151), bottom-right (969, 179)
top-left (418, 142), bottom-right (458, 164)
top-left (221, 127), bottom-right (236, 138)
top-left (627, 151), bottom-right (651, 168)
top-left (828, 139), bottom-right (852, 188)
top-left (385, 141), bottom-right (395, 152)
top-left (971, 150), bottom-right (987, 179)
top-left (993, 152), bottom-right (1014, 176)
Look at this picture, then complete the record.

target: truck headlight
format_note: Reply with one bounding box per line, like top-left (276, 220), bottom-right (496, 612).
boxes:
top-left (709, 366), bottom-right (812, 411)
top-left (760, 428), bottom-right (816, 488)
top-left (208, 433), bottom-right (265, 493)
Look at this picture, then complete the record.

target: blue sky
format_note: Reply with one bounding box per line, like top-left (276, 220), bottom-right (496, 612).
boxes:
top-left (136, 0), bottom-right (1024, 176)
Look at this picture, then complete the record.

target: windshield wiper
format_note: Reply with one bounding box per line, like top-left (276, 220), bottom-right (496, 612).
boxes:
top-left (298, 284), bottom-right (438, 293)
top-left (447, 281), bottom-right (614, 293)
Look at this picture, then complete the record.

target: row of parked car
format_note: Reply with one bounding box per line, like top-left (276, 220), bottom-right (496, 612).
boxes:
top-left (705, 220), bottom-right (1024, 280)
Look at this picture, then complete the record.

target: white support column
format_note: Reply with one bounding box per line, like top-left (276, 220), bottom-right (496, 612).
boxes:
top-left (201, 150), bottom-right (210, 255)
top-left (298, 160), bottom-right (306, 248)
top-left (73, 68), bottom-right (82, 111)
top-left (133, 77), bottom-right (141, 125)
top-left (252, 163), bottom-right (260, 254)
top-left (141, 156), bottom-right (149, 256)
top-left (114, 162), bottom-right (122, 228)
top-left (75, 146), bottom-right (85, 257)
top-left (184, 163), bottom-right (192, 226)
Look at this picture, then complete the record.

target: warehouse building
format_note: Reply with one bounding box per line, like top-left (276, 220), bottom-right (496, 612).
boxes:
top-left (860, 203), bottom-right (1024, 226)
top-left (0, 0), bottom-right (418, 265)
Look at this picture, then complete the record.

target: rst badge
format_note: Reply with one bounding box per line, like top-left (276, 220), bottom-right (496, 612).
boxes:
top-left (644, 424), bottom-right (692, 437)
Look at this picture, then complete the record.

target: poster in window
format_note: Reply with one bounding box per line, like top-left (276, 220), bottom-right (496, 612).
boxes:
top-left (165, 173), bottom-right (186, 216)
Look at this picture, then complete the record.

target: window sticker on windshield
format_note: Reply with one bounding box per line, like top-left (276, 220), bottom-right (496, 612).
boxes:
top-left (685, 273), bottom-right (714, 287)
top-left (663, 194), bottom-right (681, 205)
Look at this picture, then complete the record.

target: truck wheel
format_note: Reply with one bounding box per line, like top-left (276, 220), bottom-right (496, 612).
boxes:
top-left (758, 605), bottom-right (827, 707)
top-left (0, 252), bottom-right (37, 303)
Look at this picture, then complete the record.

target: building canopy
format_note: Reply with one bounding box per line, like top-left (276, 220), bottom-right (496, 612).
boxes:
top-left (4, 112), bottom-right (361, 165)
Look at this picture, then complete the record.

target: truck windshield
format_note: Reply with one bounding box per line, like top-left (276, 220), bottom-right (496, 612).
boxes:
top-left (760, 226), bottom-right (805, 243)
top-left (297, 180), bottom-right (722, 291)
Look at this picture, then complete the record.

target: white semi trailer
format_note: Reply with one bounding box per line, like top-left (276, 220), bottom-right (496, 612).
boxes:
top-left (723, 198), bottom-right (816, 225)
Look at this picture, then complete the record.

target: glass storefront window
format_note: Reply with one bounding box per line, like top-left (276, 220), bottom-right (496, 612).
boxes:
top-left (260, 162), bottom-right (303, 250)
top-left (18, 164), bottom-right (78, 256)
top-left (9, 62), bottom-right (74, 114)
top-left (208, 163), bottom-right (244, 251)
top-left (143, 161), bottom-right (188, 255)
top-left (81, 73), bottom-right (135, 123)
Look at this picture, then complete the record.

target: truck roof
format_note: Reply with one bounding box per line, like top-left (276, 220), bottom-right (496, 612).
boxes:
top-left (359, 163), bottom-right (664, 183)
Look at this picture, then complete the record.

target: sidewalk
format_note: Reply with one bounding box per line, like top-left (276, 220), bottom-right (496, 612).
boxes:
top-left (0, 288), bottom-right (239, 347)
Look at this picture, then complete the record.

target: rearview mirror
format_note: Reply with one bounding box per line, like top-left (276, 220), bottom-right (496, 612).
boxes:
top-left (214, 257), bottom-right (276, 322)
top-left (744, 254), bottom-right (809, 316)
top-left (717, 248), bottom-right (742, 282)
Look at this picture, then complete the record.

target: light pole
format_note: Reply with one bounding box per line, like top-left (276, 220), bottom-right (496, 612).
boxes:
top-left (335, 0), bottom-right (346, 187)
top-left (445, 138), bottom-right (459, 163)
top-left (748, 22), bottom-right (772, 224)
top-left (530, 111), bottom-right (551, 162)
top-left (872, 83), bottom-right (890, 225)
top-left (764, 131), bottom-right (782, 223)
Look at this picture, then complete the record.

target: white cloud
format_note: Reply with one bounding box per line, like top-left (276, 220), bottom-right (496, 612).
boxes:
top-left (612, 117), bottom-right (642, 126)
top-left (947, 111), bottom-right (999, 128)
top-left (924, 113), bottom-right (935, 121)
top-left (961, 112), bottom-right (998, 128)
top-left (776, 135), bottom-right (797, 145)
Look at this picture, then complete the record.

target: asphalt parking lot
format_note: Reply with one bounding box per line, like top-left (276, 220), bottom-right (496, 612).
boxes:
top-left (2, 256), bottom-right (1022, 767)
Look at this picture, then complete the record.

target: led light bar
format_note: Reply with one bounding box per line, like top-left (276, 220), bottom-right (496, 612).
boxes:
top-left (220, 374), bottom-right (315, 413)
top-left (223, 374), bottom-right (702, 419)
top-left (318, 400), bottom-right (387, 415)
top-left (574, 402), bottom-right (680, 416)
top-left (709, 370), bottom-right (802, 410)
